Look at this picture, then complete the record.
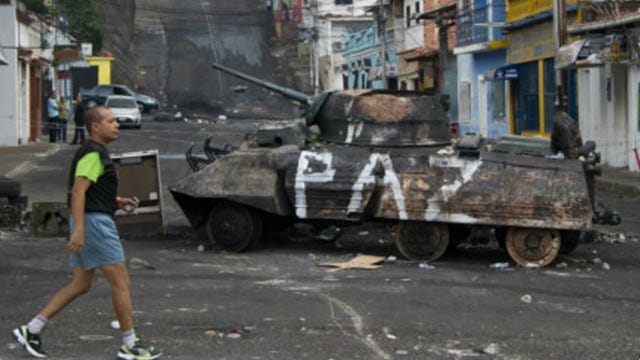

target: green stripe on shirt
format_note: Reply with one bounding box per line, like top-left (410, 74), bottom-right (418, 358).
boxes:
top-left (75, 152), bottom-right (104, 183)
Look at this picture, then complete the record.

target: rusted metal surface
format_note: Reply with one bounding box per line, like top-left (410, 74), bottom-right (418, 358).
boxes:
top-left (172, 142), bottom-right (593, 230)
top-left (169, 65), bottom-right (596, 264)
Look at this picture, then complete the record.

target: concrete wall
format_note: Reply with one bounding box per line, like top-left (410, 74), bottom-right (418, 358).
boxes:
top-left (0, 1), bottom-right (19, 146)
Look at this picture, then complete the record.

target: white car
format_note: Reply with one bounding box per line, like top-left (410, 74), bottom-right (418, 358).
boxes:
top-left (105, 95), bottom-right (142, 129)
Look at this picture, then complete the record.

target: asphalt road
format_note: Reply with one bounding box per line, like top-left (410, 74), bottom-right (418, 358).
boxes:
top-left (1, 117), bottom-right (639, 359)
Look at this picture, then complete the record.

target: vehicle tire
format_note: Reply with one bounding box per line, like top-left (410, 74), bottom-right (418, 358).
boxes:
top-left (206, 202), bottom-right (262, 252)
top-left (0, 178), bottom-right (21, 199)
top-left (505, 227), bottom-right (560, 267)
top-left (137, 103), bottom-right (145, 113)
top-left (395, 221), bottom-right (449, 262)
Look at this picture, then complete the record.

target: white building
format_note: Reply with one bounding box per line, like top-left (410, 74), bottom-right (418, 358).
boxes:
top-left (309, 0), bottom-right (378, 91)
top-left (568, 15), bottom-right (640, 171)
top-left (0, 0), bottom-right (73, 146)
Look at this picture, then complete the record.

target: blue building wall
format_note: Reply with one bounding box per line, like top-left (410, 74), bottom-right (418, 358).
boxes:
top-left (458, 49), bottom-right (508, 138)
top-left (343, 26), bottom-right (397, 90)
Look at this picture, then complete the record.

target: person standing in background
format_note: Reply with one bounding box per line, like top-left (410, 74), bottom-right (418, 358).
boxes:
top-left (47, 91), bottom-right (59, 143)
top-left (70, 93), bottom-right (86, 145)
top-left (58, 96), bottom-right (69, 143)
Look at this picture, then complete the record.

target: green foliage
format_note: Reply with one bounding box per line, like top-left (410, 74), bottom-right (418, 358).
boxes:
top-left (55, 0), bottom-right (104, 54)
top-left (24, 0), bottom-right (48, 14)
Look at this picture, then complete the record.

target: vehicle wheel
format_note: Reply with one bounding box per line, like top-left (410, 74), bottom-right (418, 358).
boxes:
top-left (137, 103), bottom-right (145, 112)
top-left (0, 178), bottom-right (21, 199)
top-left (395, 222), bottom-right (449, 262)
top-left (559, 230), bottom-right (580, 254)
top-left (505, 228), bottom-right (560, 267)
top-left (206, 202), bottom-right (262, 252)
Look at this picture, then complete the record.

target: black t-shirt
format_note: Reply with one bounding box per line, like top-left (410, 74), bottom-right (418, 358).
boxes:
top-left (68, 140), bottom-right (118, 214)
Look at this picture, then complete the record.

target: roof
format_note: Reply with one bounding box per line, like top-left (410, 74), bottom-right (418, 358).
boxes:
top-left (398, 46), bottom-right (438, 61)
top-left (568, 10), bottom-right (640, 35)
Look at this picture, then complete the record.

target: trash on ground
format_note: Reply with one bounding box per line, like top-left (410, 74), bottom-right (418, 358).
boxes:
top-left (110, 320), bottom-right (120, 329)
top-left (602, 262), bottom-right (611, 270)
top-left (592, 257), bottom-right (602, 265)
top-left (204, 330), bottom-right (218, 337)
top-left (418, 262), bottom-right (436, 270)
top-left (481, 343), bottom-right (499, 355)
top-left (358, 230), bottom-right (369, 236)
top-left (384, 255), bottom-right (397, 263)
top-left (395, 350), bottom-right (409, 356)
top-left (555, 262), bottom-right (568, 269)
top-left (520, 294), bottom-right (532, 304)
top-left (197, 244), bottom-right (205, 252)
top-left (489, 262), bottom-right (510, 270)
top-left (318, 254), bottom-right (385, 272)
top-left (128, 257), bottom-right (155, 270)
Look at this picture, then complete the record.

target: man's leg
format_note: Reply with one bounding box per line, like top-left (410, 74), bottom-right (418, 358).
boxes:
top-left (39, 266), bottom-right (95, 319)
top-left (12, 267), bottom-right (95, 358)
top-left (102, 262), bottom-right (162, 359)
top-left (100, 262), bottom-right (133, 332)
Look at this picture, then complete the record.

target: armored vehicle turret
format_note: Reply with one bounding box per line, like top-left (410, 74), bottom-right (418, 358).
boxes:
top-left (169, 64), bottom-right (599, 268)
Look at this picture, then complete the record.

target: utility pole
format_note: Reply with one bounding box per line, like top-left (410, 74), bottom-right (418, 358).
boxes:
top-left (553, 0), bottom-right (567, 111)
top-left (378, 0), bottom-right (387, 89)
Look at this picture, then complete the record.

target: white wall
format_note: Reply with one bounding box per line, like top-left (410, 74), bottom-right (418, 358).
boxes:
top-left (578, 64), bottom-right (634, 169)
top-left (317, 0), bottom-right (378, 16)
top-left (0, 1), bottom-right (19, 146)
top-left (627, 65), bottom-right (640, 171)
top-left (402, 0), bottom-right (423, 51)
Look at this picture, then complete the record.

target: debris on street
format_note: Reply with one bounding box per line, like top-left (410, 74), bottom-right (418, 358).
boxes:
top-left (317, 254), bottom-right (385, 272)
top-left (418, 262), bottom-right (436, 270)
top-left (489, 262), bottom-right (510, 270)
top-left (520, 294), bottom-right (532, 304)
top-left (128, 257), bottom-right (156, 270)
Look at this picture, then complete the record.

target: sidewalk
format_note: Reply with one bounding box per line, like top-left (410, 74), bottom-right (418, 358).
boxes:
top-left (596, 166), bottom-right (640, 198)
top-left (0, 142), bottom-right (61, 178)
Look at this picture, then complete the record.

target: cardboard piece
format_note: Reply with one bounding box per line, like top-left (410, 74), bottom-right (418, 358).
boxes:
top-left (318, 254), bottom-right (386, 272)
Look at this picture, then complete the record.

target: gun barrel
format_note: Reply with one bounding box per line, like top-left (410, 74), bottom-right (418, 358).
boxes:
top-left (211, 63), bottom-right (311, 105)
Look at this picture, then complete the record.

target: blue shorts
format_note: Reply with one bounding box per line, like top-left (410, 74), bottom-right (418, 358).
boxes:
top-left (69, 213), bottom-right (125, 270)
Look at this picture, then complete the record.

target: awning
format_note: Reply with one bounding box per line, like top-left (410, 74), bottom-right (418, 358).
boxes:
top-left (555, 34), bottom-right (628, 69)
top-left (484, 64), bottom-right (519, 81)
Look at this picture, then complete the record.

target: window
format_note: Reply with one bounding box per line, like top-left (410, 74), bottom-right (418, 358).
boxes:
top-left (406, 6), bottom-right (411, 27)
top-left (459, 81), bottom-right (472, 124)
top-left (492, 81), bottom-right (506, 122)
top-left (335, 0), bottom-right (353, 4)
top-left (415, 2), bottom-right (421, 24)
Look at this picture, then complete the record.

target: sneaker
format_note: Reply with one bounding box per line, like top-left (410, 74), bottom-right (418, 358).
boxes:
top-left (11, 325), bottom-right (48, 358)
top-left (117, 339), bottom-right (162, 360)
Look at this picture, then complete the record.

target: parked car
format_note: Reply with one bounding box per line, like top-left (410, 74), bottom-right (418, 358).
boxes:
top-left (81, 84), bottom-right (159, 112)
top-left (105, 95), bottom-right (142, 129)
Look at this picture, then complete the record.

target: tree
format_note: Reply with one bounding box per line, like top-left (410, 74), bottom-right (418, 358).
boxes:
top-left (55, 0), bottom-right (104, 54)
top-left (24, 0), bottom-right (47, 14)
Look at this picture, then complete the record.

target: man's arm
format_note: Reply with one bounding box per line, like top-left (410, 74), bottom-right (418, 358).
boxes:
top-left (67, 176), bottom-right (91, 254)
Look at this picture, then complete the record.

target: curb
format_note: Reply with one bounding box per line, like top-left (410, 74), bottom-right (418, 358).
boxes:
top-left (595, 178), bottom-right (640, 198)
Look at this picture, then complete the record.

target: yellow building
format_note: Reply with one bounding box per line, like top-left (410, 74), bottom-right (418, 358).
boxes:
top-left (85, 56), bottom-right (114, 85)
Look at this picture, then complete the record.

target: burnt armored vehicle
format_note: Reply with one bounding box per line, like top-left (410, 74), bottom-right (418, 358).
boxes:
top-left (169, 63), bottom-right (598, 267)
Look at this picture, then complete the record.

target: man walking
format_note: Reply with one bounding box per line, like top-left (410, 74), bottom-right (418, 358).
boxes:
top-left (12, 106), bottom-right (161, 360)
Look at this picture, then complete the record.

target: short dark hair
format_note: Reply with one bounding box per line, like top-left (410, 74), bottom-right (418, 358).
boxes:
top-left (85, 105), bottom-right (108, 134)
